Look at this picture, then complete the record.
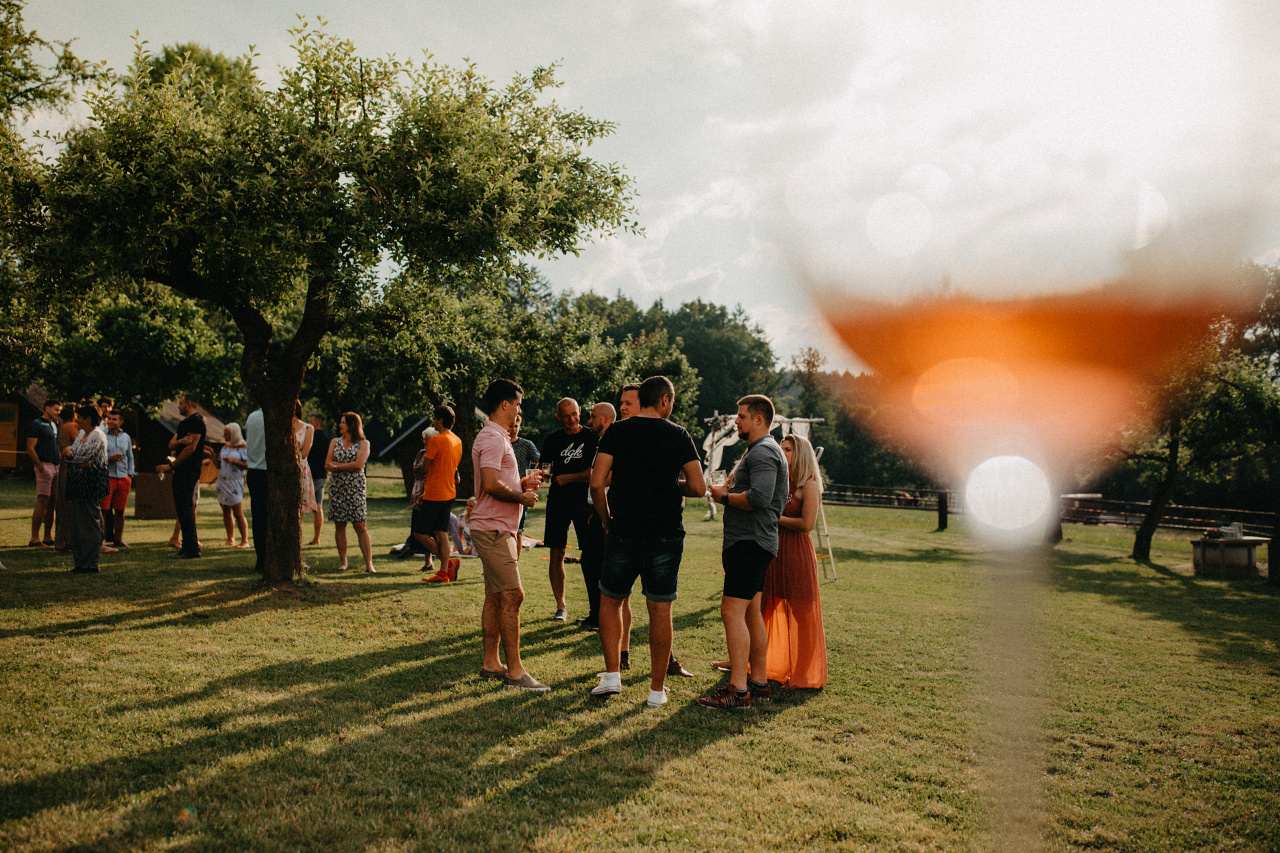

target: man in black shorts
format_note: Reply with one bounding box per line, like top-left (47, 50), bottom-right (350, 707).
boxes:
top-left (702, 394), bottom-right (787, 709)
top-left (589, 375), bottom-right (706, 708)
top-left (540, 398), bottom-right (596, 621)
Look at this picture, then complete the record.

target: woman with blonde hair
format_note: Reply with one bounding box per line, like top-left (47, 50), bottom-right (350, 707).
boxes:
top-left (713, 432), bottom-right (828, 688)
top-left (763, 432), bottom-right (828, 687)
top-left (207, 422), bottom-right (249, 548)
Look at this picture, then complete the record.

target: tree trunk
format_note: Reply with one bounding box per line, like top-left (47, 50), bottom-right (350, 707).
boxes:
top-left (1270, 491), bottom-right (1279, 587)
top-left (1132, 417), bottom-right (1181, 562)
top-left (232, 271), bottom-right (332, 585)
top-left (453, 386), bottom-right (479, 500)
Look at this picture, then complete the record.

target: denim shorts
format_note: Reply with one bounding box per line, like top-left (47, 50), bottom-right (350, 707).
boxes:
top-left (599, 533), bottom-right (684, 603)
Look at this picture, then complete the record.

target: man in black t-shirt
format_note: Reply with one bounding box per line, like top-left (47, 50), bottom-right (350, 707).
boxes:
top-left (540, 398), bottom-right (597, 621)
top-left (25, 399), bottom-right (62, 546)
top-left (589, 375), bottom-right (706, 708)
top-left (169, 393), bottom-right (206, 558)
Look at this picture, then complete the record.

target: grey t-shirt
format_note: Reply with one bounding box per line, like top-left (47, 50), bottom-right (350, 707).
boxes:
top-left (722, 435), bottom-right (788, 555)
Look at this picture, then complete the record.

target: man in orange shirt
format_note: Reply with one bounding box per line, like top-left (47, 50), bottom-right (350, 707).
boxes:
top-left (417, 405), bottom-right (465, 583)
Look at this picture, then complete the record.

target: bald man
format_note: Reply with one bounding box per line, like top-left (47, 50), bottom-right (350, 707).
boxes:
top-left (540, 397), bottom-right (597, 621)
top-left (576, 402), bottom-right (615, 630)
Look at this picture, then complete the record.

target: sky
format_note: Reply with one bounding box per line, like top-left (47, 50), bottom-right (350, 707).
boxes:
top-left (23, 0), bottom-right (1280, 374)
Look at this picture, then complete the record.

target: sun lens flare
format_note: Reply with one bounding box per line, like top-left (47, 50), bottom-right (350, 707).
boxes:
top-left (965, 455), bottom-right (1052, 531)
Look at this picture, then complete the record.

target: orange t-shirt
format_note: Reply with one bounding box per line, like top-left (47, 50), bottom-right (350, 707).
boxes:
top-left (421, 431), bottom-right (463, 502)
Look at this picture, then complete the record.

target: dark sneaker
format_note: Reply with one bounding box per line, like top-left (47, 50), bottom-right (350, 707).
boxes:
top-left (620, 650), bottom-right (630, 671)
top-left (667, 656), bottom-right (694, 678)
top-left (697, 684), bottom-right (750, 710)
top-left (445, 557), bottom-right (460, 582)
top-left (748, 679), bottom-right (771, 701)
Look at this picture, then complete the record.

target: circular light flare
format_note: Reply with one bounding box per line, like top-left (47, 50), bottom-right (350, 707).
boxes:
top-left (965, 455), bottom-right (1052, 531)
top-left (912, 357), bottom-right (1020, 426)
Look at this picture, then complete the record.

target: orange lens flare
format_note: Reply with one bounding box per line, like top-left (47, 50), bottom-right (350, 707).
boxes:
top-left (822, 289), bottom-right (1236, 490)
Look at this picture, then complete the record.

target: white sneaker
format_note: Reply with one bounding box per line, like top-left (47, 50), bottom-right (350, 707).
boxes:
top-left (646, 688), bottom-right (668, 708)
top-left (590, 673), bottom-right (621, 697)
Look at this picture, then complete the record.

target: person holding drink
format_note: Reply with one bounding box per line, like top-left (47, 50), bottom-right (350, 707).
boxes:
top-left (539, 398), bottom-right (597, 622)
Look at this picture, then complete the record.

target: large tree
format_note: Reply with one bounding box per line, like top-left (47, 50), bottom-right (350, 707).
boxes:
top-left (1120, 338), bottom-right (1280, 563)
top-left (36, 23), bottom-right (636, 583)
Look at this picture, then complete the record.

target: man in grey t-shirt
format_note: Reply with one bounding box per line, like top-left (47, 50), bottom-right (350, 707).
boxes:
top-left (703, 393), bottom-right (787, 709)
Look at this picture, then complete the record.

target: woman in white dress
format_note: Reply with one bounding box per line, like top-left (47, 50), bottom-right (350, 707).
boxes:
top-left (294, 401), bottom-right (317, 518)
top-left (207, 423), bottom-right (249, 548)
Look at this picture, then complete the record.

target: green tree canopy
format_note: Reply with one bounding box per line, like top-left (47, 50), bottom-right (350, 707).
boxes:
top-left (0, 0), bottom-right (95, 395)
top-left (36, 22), bottom-right (637, 583)
top-left (565, 292), bottom-right (778, 428)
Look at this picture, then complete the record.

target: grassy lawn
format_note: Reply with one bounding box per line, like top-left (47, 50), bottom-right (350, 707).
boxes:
top-left (0, 477), bottom-right (1276, 851)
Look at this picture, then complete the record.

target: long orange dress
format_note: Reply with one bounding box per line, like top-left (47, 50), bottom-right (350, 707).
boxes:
top-left (762, 484), bottom-right (828, 688)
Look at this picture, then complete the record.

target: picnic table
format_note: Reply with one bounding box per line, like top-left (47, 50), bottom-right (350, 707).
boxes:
top-left (1191, 536), bottom-right (1268, 578)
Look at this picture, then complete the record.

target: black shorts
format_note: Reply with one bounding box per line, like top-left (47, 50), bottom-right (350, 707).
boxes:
top-left (543, 495), bottom-right (592, 549)
top-left (722, 539), bottom-right (774, 600)
top-left (413, 500), bottom-right (453, 536)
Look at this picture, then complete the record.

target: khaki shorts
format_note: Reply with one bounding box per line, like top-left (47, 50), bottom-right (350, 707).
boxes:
top-left (472, 528), bottom-right (522, 593)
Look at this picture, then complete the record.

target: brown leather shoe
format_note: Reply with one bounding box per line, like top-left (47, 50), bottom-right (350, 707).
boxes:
top-left (697, 683), bottom-right (750, 709)
top-left (667, 656), bottom-right (694, 678)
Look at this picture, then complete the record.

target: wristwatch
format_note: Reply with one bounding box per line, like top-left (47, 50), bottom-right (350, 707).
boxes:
top-left (719, 492), bottom-right (729, 506)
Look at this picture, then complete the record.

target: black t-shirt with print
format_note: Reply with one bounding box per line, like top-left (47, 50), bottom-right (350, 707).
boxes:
top-left (541, 428), bottom-right (597, 504)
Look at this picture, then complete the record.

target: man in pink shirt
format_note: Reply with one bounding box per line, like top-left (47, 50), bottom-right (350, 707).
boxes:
top-left (472, 379), bottom-right (550, 692)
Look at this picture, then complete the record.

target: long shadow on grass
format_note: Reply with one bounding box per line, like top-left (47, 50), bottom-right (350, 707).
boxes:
top-left (0, 547), bottom-right (441, 640)
top-left (1, 617), bottom-right (811, 851)
top-left (832, 545), bottom-right (971, 565)
top-left (1047, 549), bottom-right (1280, 667)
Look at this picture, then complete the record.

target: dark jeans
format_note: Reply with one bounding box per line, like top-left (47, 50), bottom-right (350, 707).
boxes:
top-left (246, 468), bottom-right (269, 573)
top-left (579, 509), bottom-right (606, 619)
top-left (69, 500), bottom-right (102, 570)
top-left (171, 465), bottom-right (201, 556)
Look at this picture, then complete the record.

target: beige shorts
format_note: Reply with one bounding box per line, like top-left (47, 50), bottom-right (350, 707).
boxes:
top-left (472, 528), bottom-right (522, 593)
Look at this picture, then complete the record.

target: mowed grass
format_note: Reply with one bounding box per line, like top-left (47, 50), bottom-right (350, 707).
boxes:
top-left (0, 478), bottom-right (1276, 852)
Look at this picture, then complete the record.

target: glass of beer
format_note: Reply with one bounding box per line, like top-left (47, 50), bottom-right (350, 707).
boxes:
top-left (710, 469), bottom-right (727, 488)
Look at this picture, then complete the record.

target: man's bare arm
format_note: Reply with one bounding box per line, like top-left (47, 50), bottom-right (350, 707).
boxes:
top-left (480, 466), bottom-right (538, 507)
top-left (679, 459), bottom-right (707, 498)
top-left (590, 453), bottom-right (614, 529)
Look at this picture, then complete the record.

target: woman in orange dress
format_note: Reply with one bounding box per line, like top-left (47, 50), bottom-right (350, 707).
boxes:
top-left (763, 433), bottom-right (828, 687)
top-left (711, 433), bottom-right (828, 688)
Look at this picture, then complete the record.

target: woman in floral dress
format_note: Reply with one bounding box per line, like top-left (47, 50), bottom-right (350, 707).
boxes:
top-left (325, 411), bottom-right (375, 573)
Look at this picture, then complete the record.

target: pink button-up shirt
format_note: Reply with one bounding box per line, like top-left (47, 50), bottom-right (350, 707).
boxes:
top-left (470, 419), bottom-right (522, 533)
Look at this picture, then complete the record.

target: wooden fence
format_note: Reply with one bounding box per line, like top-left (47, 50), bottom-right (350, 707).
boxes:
top-left (822, 484), bottom-right (1275, 537)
